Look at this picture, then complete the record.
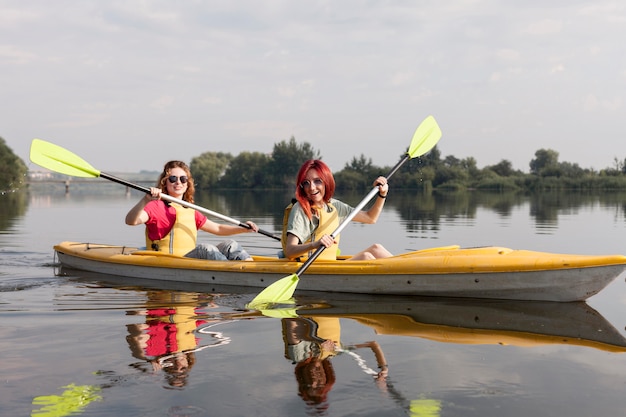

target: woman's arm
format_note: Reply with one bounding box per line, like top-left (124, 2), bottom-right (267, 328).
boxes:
top-left (125, 187), bottom-right (160, 225)
top-left (199, 219), bottom-right (258, 235)
top-left (283, 232), bottom-right (336, 259)
top-left (352, 176), bottom-right (388, 224)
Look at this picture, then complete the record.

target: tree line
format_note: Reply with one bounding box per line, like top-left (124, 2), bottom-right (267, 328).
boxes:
top-left (189, 137), bottom-right (626, 192)
top-left (4, 135), bottom-right (626, 192)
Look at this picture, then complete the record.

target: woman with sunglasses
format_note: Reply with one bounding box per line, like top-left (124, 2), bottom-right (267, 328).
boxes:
top-left (125, 160), bottom-right (258, 261)
top-left (282, 159), bottom-right (392, 261)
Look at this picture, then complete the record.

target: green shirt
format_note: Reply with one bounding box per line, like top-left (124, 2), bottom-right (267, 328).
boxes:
top-left (286, 198), bottom-right (353, 244)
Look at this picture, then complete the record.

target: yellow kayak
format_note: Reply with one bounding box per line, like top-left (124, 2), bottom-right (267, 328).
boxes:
top-left (54, 241), bottom-right (626, 301)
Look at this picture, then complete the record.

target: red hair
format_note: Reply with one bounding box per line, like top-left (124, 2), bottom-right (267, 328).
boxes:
top-left (295, 160), bottom-right (335, 220)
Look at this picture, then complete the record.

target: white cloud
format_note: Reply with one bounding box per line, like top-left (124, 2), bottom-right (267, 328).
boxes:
top-left (582, 94), bottom-right (623, 112)
top-left (47, 113), bottom-right (110, 129)
top-left (202, 97), bottom-right (222, 105)
top-left (0, 6), bottom-right (39, 27)
top-left (0, 45), bottom-right (35, 64)
top-left (150, 95), bottom-right (175, 111)
top-left (496, 48), bottom-right (521, 62)
top-left (524, 19), bottom-right (563, 36)
top-left (390, 72), bottom-right (414, 86)
top-left (550, 64), bottom-right (565, 74)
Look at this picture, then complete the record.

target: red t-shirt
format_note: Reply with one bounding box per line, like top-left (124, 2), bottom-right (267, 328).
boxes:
top-left (143, 200), bottom-right (207, 241)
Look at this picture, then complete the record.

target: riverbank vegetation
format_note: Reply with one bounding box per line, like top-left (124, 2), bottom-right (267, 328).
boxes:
top-left (189, 137), bottom-right (626, 192)
top-left (13, 135), bottom-right (626, 192)
top-left (0, 137), bottom-right (28, 192)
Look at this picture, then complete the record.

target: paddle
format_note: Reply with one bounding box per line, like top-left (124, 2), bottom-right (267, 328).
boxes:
top-left (247, 115), bottom-right (442, 308)
top-left (29, 139), bottom-right (281, 241)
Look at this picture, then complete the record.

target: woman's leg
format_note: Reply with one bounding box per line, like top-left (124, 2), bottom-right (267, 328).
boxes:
top-left (217, 239), bottom-right (253, 261)
top-left (349, 243), bottom-right (392, 261)
top-left (185, 244), bottom-right (228, 260)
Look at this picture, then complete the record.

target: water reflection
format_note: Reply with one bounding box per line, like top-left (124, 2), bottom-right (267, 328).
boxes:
top-left (125, 291), bottom-right (218, 389)
top-left (65, 272), bottom-right (626, 355)
top-left (6, 187), bottom-right (626, 242)
top-left (284, 293), bottom-right (626, 416)
top-left (281, 316), bottom-right (388, 413)
top-left (0, 190), bottom-right (28, 234)
top-left (200, 189), bottom-right (626, 236)
top-left (44, 271), bottom-right (626, 416)
top-left (6, 188), bottom-right (626, 416)
top-left (292, 293), bottom-right (626, 352)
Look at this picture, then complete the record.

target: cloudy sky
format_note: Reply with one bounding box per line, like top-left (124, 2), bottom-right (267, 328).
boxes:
top-left (2, 1), bottom-right (625, 174)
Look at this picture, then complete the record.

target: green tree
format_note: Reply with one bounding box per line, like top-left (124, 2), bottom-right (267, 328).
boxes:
top-left (333, 169), bottom-right (365, 190)
top-left (415, 145), bottom-right (442, 168)
top-left (190, 151), bottom-right (233, 189)
top-left (0, 137), bottom-right (28, 191)
top-left (392, 145), bottom-right (441, 187)
top-left (433, 165), bottom-right (469, 188)
top-left (601, 157), bottom-right (625, 176)
top-left (334, 154), bottom-right (380, 190)
top-left (443, 155), bottom-right (461, 167)
top-left (346, 154), bottom-right (374, 172)
top-left (529, 149), bottom-right (559, 176)
top-left (558, 161), bottom-right (587, 178)
top-left (345, 154), bottom-right (382, 178)
top-left (460, 156), bottom-right (480, 178)
top-left (486, 159), bottom-right (515, 177)
top-left (268, 137), bottom-right (321, 187)
top-left (219, 152), bottom-right (270, 188)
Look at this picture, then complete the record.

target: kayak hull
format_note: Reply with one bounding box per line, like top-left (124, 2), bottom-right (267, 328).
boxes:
top-left (53, 241), bottom-right (626, 302)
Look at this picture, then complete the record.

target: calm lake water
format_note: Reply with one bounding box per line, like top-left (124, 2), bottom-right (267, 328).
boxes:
top-left (2, 185), bottom-right (626, 416)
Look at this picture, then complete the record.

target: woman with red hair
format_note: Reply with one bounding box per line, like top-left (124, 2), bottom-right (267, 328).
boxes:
top-left (283, 159), bottom-right (392, 261)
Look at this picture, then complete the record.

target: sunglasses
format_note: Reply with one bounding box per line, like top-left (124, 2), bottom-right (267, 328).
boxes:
top-left (300, 178), bottom-right (323, 189)
top-left (167, 175), bottom-right (189, 184)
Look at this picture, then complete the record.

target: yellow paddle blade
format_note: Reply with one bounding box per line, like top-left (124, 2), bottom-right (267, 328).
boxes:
top-left (407, 115), bottom-right (442, 159)
top-left (30, 139), bottom-right (101, 178)
top-left (246, 274), bottom-right (299, 309)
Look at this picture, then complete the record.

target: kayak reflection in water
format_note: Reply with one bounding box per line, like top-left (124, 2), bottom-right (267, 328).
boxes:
top-left (282, 316), bottom-right (389, 411)
top-left (125, 292), bottom-right (224, 389)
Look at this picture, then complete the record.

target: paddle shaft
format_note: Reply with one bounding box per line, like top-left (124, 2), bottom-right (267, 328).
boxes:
top-left (295, 153), bottom-right (411, 274)
top-left (100, 172), bottom-right (280, 241)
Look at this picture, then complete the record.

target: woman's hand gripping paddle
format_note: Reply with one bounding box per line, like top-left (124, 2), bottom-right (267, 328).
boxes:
top-left (29, 139), bottom-right (281, 241)
top-left (247, 115), bottom-right (442, 309)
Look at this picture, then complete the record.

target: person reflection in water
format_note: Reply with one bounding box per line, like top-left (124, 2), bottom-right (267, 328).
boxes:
top-left (282, 316), bottom-right (388, 412)
top-left (126, 292), bottom-right (214, 388)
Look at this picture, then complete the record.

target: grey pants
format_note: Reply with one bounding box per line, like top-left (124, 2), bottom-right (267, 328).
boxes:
top-left (185, 239), bottom-right (251, 261)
